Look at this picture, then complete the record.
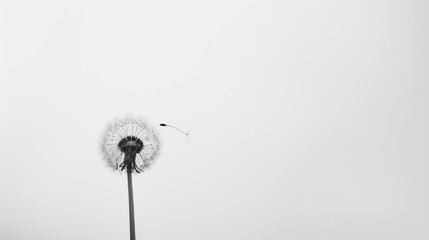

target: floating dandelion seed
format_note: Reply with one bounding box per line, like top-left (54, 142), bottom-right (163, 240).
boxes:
top-left (159, 123), bottom-right (189, 136)
top-left (102, 118), bottom-right (160, 240)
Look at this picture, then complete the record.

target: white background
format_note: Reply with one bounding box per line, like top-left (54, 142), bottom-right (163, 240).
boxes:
top-left (1, 1), bottom-right (429, 239)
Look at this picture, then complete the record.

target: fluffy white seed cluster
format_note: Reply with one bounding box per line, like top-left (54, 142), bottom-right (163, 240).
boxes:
top-left (102, 119), bottom-right (160, 172)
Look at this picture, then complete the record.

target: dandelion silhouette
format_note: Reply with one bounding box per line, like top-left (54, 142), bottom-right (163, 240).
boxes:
top-left (103, 119), bottom-right (159, 240)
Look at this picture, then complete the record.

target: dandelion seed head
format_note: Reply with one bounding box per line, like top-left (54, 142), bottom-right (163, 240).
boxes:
top-left (102, 118), bottom-right (160, 173)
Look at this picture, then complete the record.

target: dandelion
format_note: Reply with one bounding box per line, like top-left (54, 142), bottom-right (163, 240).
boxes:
top-left (104, 119), bottom-right (159, 173)
top-left (102, 118), bottom-right (160, 240)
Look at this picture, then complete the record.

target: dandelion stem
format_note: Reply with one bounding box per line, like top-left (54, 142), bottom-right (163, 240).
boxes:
top-left (127, 165), bottom-right (136, 240)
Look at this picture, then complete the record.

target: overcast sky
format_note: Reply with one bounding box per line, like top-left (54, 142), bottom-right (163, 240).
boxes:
top-left (1, 1), bottom-right (429, 239)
